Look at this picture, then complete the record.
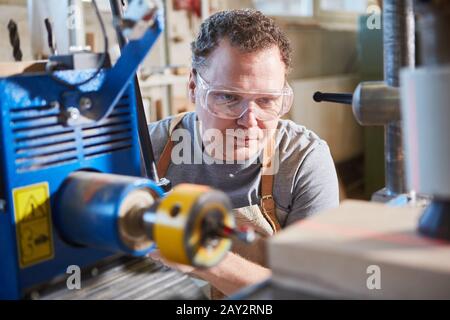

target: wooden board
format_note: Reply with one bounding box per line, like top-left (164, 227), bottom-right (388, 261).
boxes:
top-left (0, 61), bottom-right (46, 77)
top-left (268, 200), bottom-right (450, 299)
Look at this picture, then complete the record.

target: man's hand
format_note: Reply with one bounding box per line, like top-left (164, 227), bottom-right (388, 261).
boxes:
top-left (148, 250), bottom-right (196, 274)
top-left (149, 249), bottom-right (271, 297)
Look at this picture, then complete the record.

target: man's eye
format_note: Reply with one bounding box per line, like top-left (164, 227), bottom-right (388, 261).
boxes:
top-left (256, 97), bottom-right (277, 107)
top-left (214, 93), bottom-right (239, 103)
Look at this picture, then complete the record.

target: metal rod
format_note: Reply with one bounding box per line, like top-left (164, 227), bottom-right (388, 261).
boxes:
top-left (109, 0), bottom-right (160, 182)
top-left (68, 0), bottom-right (86, 52)
top-left (162, 0), bottom-right (174, 116)
top-left (219, 224), bottom-right (255, 244)
top-left (313, 92), bottom-right (353, 105)
top-left (110, 0), bottom-right (126, 48)
top-left (382, 0), bottom-right (415, 196)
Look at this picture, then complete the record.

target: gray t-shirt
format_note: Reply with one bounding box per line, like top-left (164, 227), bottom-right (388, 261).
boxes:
top-left (148, 112), bottom-right (339, 228)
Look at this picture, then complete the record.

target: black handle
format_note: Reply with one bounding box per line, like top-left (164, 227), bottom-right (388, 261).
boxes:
top-left (44, 18), bottom-right (56, 55)
top-left (7, 19), bottom-right (22, 62)
top-left (313, 91), bottom-right (353, 105)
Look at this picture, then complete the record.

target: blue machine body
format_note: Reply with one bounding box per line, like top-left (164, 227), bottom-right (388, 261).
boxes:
top-left (56, 171), bottom-right (163, 255)
top-left (0, 72), bottom-right (140, 299)
top-left (0, 13), bottom-right (163, 299)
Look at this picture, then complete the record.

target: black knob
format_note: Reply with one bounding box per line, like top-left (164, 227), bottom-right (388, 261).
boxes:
top-left (313, 91), bottom-right (353, 105)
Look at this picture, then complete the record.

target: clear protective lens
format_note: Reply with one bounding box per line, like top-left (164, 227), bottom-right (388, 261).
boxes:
top-left (206, 90), bottom-right (287, 120)
top-left (196, 72), bottom-right (293, 121)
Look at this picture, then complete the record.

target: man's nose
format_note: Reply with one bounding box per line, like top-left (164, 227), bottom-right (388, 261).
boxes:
top-left (237, 103), bottom-right (258, 128)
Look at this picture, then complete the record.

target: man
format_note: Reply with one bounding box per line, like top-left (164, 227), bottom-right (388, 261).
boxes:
top-left (148, 9), bottom-right (339, 298)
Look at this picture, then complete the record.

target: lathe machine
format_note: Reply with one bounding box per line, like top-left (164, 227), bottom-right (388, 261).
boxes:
top-left (0, 0), bottom-right (248, 300)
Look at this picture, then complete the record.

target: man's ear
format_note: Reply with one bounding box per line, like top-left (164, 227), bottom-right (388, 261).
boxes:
top-left (188, 69), bottom-right (196, 104)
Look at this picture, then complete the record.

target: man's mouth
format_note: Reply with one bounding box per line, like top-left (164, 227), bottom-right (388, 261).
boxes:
top-left (233, 136), bottom-right (259, 148)
top-left (231, 134), bottom-right (259, 140)
top-left (234, 136), bottom-right (257, 141)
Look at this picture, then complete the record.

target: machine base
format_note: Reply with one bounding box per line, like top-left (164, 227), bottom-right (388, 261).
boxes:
top-left (26, 256), bottom-right (206, 300)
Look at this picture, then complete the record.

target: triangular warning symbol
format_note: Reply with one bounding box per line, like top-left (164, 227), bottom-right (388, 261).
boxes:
top-left (23, 195), bottom-right (46, 220)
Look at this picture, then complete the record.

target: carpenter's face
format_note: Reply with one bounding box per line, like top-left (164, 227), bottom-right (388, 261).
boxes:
top-left (189, 39), bottom-right (287, 161)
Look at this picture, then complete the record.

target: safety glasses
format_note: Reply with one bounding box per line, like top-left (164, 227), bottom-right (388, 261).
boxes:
top-left (195, 71), bottom-right (293, 121)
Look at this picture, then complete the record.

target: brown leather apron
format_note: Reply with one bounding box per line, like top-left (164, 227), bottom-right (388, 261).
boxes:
top-left (155, 113), bottom-right (281, 299)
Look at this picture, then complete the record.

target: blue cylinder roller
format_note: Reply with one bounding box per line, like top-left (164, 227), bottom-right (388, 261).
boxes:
top-left (55, 171), bottom-right (164, 256)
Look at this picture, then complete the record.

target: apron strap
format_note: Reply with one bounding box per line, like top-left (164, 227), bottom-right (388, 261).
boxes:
top-left (156, 112), bottom-right (187, 178)
top-left (260, 134), bottom-right (281, 233)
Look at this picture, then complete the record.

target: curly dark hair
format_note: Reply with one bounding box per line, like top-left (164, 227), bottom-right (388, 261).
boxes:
top-left (191, 9), bottom-right (292, 73)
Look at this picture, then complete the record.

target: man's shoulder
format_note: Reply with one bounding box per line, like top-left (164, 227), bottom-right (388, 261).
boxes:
top-left (148, 112), bottom-right (195, 139)
top-left (276, 119), bottom-right (329, 158)
top-left (274, 120), bottom-right (338, 224)
top-left (148, 111), bottom-right (195, 129)
top-left (147, 112), bottom-right (196, 161)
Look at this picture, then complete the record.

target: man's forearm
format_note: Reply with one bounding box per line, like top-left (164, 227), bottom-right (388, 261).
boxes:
top-left (192, 251), bottom-right (271, 296)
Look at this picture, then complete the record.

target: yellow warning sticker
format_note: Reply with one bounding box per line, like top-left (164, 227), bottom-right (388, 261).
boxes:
top-left (13, 182), bottom-right (54, 268)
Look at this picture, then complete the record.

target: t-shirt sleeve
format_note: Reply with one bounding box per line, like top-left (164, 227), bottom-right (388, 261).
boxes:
top-left (284, 141), bottom-right (339, 226)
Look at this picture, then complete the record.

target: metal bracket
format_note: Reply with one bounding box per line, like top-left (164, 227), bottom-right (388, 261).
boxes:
top-left (60, 0), bottom-right (164, 126)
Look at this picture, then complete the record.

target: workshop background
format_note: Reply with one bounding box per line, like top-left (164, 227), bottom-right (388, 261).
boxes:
top-left (0, 0), bottom-right (384, 202)
top-left (2, 0), bottom-right (450, 302)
